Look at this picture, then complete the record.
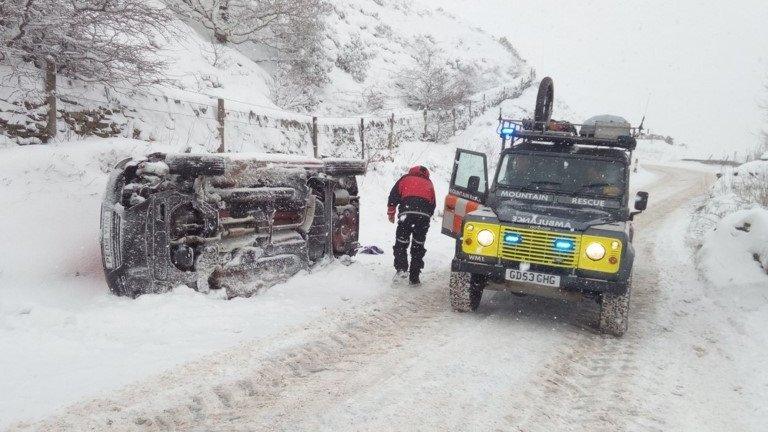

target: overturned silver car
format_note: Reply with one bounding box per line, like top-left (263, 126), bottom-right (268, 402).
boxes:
top-left (100, 153), bottom-right (366, 298)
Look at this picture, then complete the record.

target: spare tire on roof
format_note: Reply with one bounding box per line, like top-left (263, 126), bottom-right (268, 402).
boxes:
top-left (534, 77), bottom-right (554, 127)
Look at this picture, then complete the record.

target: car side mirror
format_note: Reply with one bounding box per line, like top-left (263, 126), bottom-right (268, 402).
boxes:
top-left (467, 175), bottom-right (481, 194)
top-left (634, 191), bottom-right (649, 211)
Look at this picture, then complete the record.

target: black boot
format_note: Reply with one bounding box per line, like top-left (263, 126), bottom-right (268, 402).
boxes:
top-left (409, 272), bottom-right (420, 285)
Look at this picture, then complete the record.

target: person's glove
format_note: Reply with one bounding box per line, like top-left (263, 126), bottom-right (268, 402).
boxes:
top-left (387, 206), bottom-right (396, 224)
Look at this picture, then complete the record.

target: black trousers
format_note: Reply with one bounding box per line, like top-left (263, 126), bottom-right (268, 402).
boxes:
top-left (393, 214), bottom-right (430, 275)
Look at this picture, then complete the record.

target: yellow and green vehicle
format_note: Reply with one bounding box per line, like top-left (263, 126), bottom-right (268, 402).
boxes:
top-left (442, 78), bottom-right (648, 336)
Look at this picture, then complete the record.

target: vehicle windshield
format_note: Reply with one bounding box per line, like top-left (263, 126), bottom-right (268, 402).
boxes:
top-left (496, 153), bottom-right (626, 198)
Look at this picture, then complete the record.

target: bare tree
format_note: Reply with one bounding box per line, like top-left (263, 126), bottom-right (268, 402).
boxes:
top-left (167, 0), bottom-right (330, 109)
top-left (269, 66), bottom-right (318, 111)
top-left (167, 0), bottom-right (325, 46)
top-left (1, 0), bottom-right (172, 86)
top-left (393, 36), bottom-right (475, 110)
top-left (336, 33), bottom-right (373, 83)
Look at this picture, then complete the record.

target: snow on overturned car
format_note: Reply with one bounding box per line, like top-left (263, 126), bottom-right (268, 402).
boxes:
top-left (100, 152), bottom-right (366, 299)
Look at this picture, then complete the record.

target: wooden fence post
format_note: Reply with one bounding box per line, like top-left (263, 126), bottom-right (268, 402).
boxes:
top-left (422, 109), bottom-right (428, 139)
top-left (452, 108), bottom-right (457, 135)
top-left (312, 116), bottom-right (318, 158)
top-left (388, 113), bottom-right (395, 150)
top-left (217, 98), bottom-right (225, 153)
top-left (359, 117), bottom-right (365, 159)
top-left (44, 60), bottom-right (56, 143)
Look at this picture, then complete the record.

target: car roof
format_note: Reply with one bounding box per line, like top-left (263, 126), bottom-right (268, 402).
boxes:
top-left (506, 141), bottom-right (630, 163)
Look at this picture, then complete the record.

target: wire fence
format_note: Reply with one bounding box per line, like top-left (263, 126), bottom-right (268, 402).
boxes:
top-left (0, 69), bottom-right (534, 162)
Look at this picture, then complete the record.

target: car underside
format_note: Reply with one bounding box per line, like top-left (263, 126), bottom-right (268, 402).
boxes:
top-left (100, 153), bottom-right (365, 299)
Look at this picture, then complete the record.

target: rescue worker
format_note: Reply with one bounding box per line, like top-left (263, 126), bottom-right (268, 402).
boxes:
top-left (387, 165), bottom-right (436, 285)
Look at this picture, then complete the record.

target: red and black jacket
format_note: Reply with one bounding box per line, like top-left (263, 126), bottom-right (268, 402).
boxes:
top-left (388, 166), bottom-right (436, 218)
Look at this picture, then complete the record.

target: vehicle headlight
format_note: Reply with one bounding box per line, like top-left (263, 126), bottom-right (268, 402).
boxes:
top-left (585, 242), bottom-right (606, 261)
top-left (476, 229), bottom-right (495, 247)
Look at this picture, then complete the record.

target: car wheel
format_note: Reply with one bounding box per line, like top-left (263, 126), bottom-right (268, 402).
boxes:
top-left (449, 271), bottom-right (484, 312)
top-left (534, 76), bottom-right (554, 127)
top-left (598, 280), bottom-right (631, 337)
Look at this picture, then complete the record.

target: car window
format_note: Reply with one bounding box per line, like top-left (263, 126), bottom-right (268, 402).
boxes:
top-left (453, 152), bottom-right (486, 193)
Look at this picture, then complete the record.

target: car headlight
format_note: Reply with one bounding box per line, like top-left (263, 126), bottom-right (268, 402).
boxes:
top-left (476, 229), bottom-right (495, 247)
top-left (585, 242), bottom-right (606, 261)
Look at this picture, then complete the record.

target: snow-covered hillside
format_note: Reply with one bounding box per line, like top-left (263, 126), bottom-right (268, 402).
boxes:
top-left (1, 0), bottom-right (532, 152)
top-left (317, 0), bottom-right (531, 113)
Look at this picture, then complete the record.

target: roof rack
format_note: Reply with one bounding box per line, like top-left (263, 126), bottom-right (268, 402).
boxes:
top-left (497, 118), bottom-right (638, 151)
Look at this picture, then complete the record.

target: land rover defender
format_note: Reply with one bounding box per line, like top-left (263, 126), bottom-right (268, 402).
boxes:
top-left (442, 78), bottom-right (649, 336)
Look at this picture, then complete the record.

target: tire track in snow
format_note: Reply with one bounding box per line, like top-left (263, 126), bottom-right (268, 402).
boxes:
top-left (9, 282), bottom-right (450, 432)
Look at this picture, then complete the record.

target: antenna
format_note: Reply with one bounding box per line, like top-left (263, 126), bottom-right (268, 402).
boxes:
top-left (638, 93), bottom-right (651, 135)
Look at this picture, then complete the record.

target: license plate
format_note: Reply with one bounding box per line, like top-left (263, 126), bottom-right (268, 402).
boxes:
top-left (505, 269), bottom-right (561, 287)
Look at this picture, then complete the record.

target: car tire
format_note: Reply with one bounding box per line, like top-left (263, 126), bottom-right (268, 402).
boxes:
top-left (598, 281), bottom-right (631, 337)
top-left (449, 271), bottom-right (483, 312)
top-left (534, 77), bottom-right (554, 127)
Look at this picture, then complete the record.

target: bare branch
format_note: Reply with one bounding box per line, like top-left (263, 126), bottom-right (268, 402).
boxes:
top-left (1, 0), bottom-right (173, 86)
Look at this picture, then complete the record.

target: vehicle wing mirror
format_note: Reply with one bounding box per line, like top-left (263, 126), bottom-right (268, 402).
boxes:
top-left (634, 191), bottom-right (649, 211)
top-left (467, 175), bottom-right (481, 194)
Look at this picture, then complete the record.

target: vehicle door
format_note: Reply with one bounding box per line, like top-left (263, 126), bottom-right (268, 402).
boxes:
top-left (442, 149), bottom-right (488, 238)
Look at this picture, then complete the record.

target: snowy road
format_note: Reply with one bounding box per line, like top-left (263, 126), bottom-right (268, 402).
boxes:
top-left (12, 166), bottom-right (767, 432)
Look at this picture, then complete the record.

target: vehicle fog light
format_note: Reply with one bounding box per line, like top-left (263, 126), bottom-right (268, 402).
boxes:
top-left (466, 224), bottom-right (475, 232)
top-left (611, 241), bottom-right (620, 251)
top-left (476, 229), bottom-right (495, 247)
top-left (585, 242), bottom-right (606, 261)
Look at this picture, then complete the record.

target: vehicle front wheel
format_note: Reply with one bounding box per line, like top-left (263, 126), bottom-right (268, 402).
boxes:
top-left (449, 271), bottom-right (484, 312)
top-left (598, 282), bottom-right (631, 337)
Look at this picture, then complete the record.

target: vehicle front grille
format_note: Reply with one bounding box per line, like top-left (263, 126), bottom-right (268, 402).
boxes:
top-left (499, 226), bottom-right (580, 268)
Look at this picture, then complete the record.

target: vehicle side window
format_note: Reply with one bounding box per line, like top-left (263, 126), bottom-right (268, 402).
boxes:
top-left (454, 152), bottom-right (487, 193)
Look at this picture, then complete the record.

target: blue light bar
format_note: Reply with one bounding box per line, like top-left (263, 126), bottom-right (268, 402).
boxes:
top-left (504, 233), bottom-right (522, 245)
top-left (553, 238), bottom-right (574, 251)
top-left (497, 120), bottom-right (518, 139)
top-left (499, 126), bottom-right (516, 139)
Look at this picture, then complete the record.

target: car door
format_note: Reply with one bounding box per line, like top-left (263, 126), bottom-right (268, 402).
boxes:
top-left (441, 149), bottom-right (488, 238)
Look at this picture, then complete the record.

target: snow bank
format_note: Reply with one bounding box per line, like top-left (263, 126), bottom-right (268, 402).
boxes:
top-left (698, 208), bottom-right (768, 287)
top-left (689, 158), bottom-right (768, 321)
